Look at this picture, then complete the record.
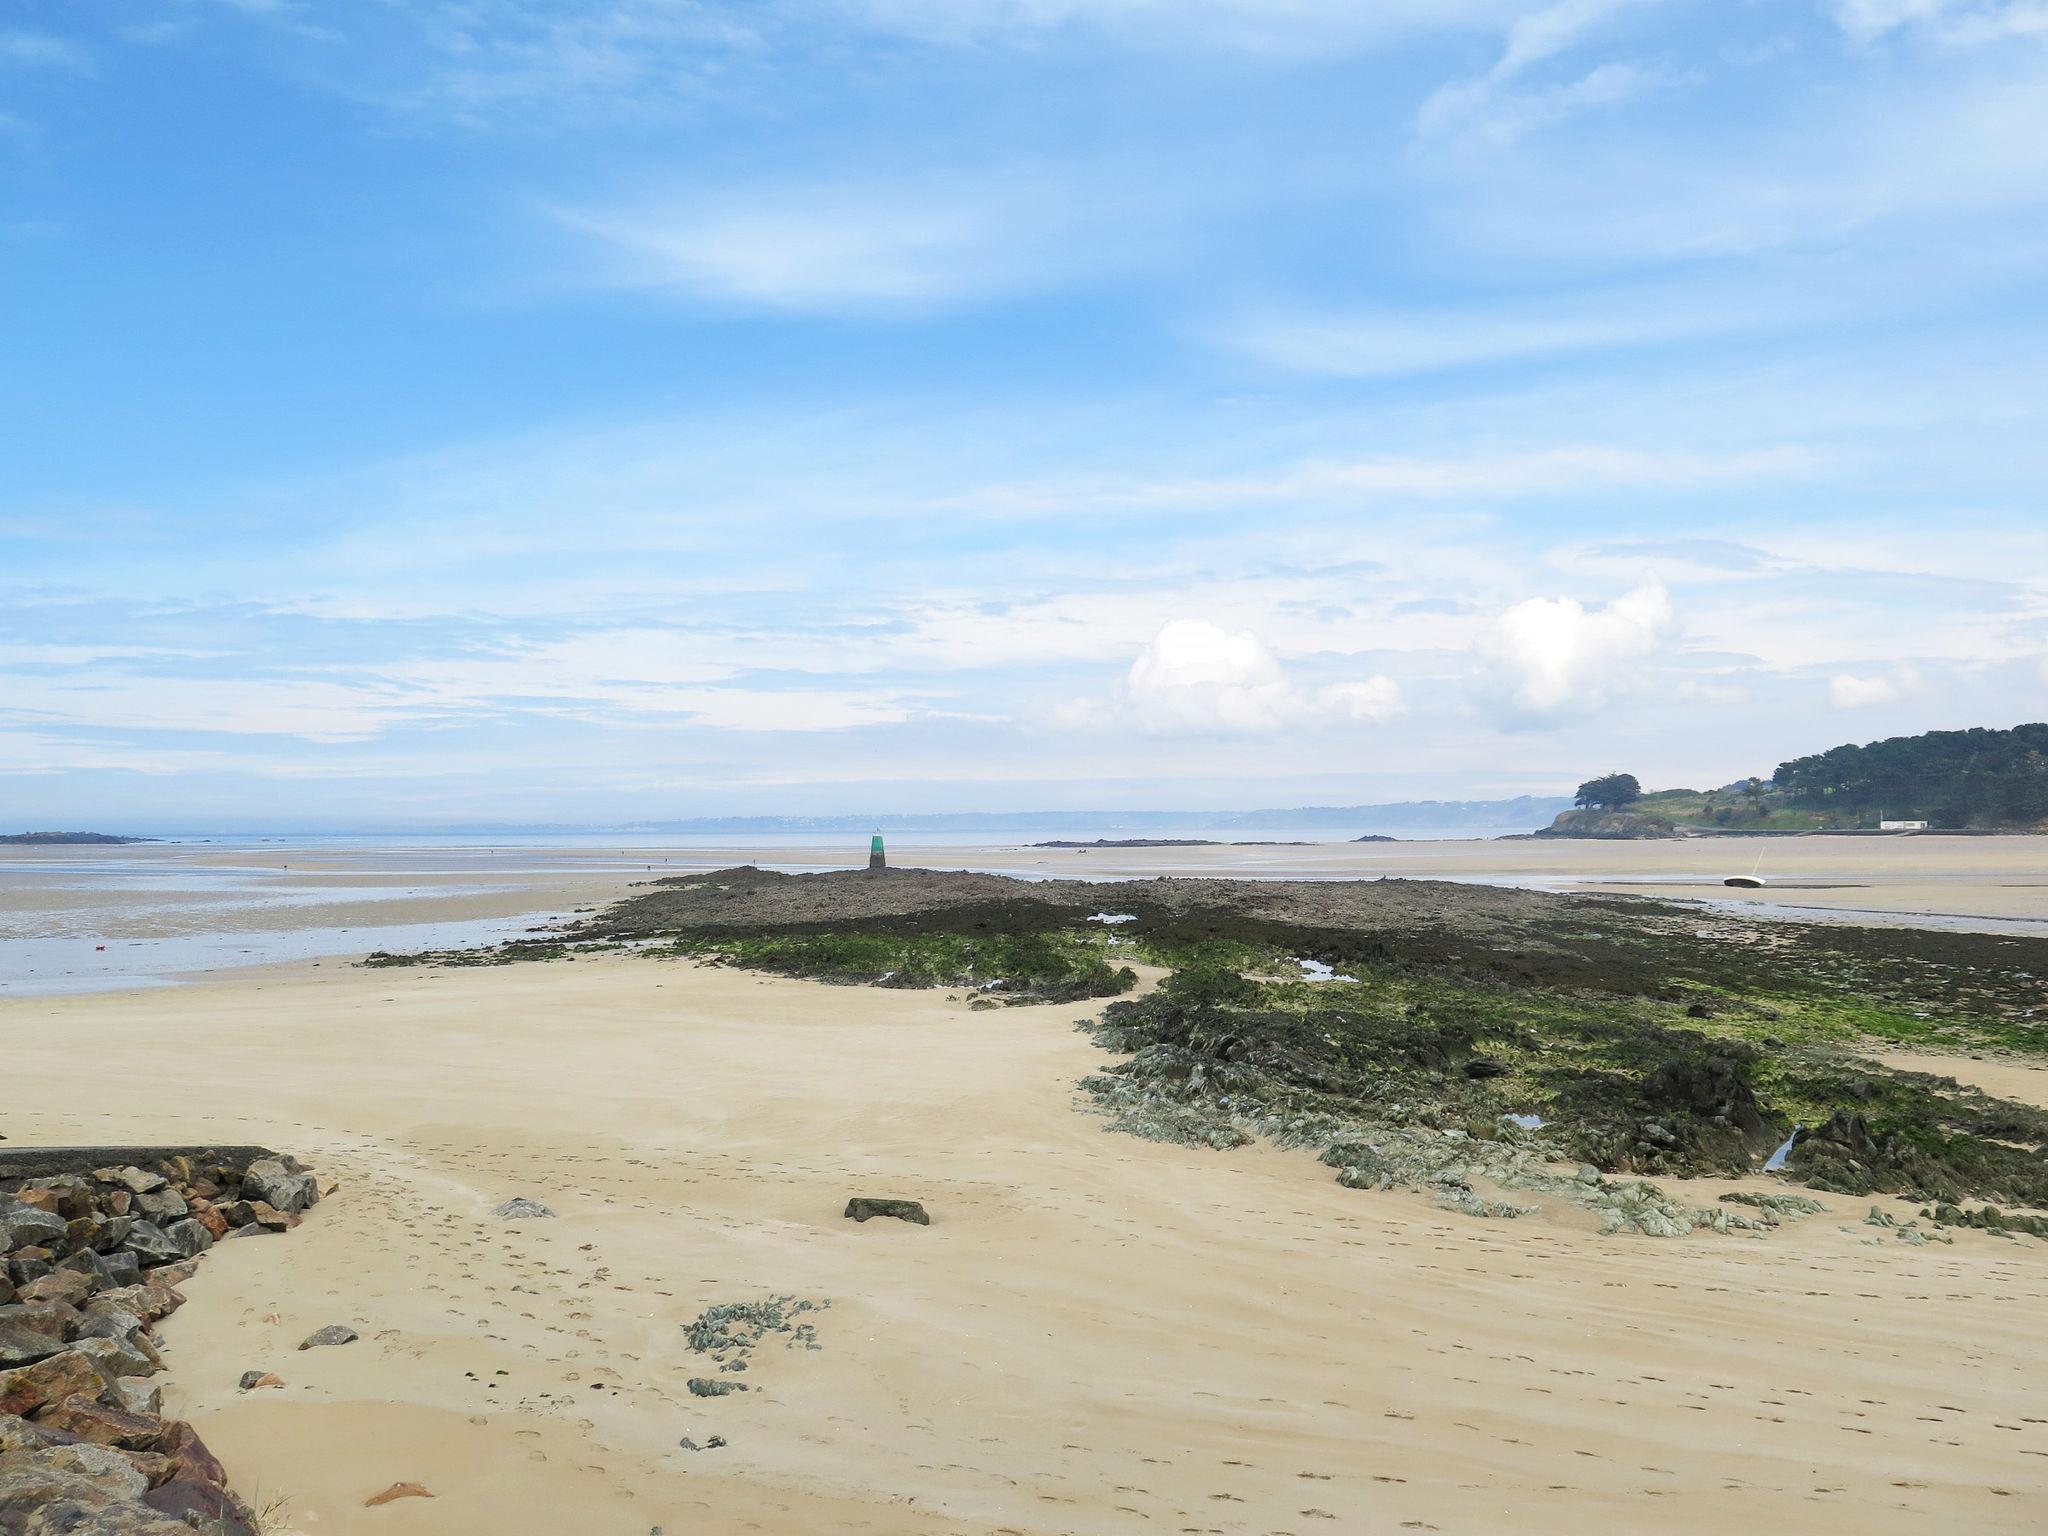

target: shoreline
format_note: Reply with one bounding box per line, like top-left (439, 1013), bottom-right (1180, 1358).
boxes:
top-left (7, 833), bottom-right (2048, 997)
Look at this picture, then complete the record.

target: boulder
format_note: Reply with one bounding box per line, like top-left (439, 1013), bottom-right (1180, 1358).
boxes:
top-left (0, 1200), bottom-right (68, 1253)
top-left (75, 1215), bottom-right (135, 1255)
top-left (118, 1224), bottom-right (182, 1268)
top-left (9, 1254), bottom-right (56, 1290)
top-left (0, 1463), bottom-right (127, 1530)
top-left (241, 1159), bottom-right (316, 1215)
top-left (212, 1201), bottom-right (255, 1229)
top-left (129, 1190), bottom-right (188, 1227)
top-left (185, 1202), bottom-right (228, 1241)
top-left (843, 1197), bottom-right (929, 1226)
top-left (0, 1301), bottom-right (81, 1340)
top-left (95, 1168), bottom-right (167, 1197)
top-left (154, 1421), bottom-right (227, 1489)
top-left (8, 1443), bottom-right (152, 1502)
top-left (75, 1302), bottom-right (146, 1351)
top-left (12, 1188), bottom-right (61, 1215)
top-left (109, 1378), bottom-right (162, 1417)
top-left (161, 1220), bottom-right (212, 1259)
top-left (237, 1371), bottom-right (284, 1391)
top-left (0, 1275), bottom-right (15, 1306)
top-left (0, 1348), bottom-right (105, 1416)
top-left (16, 1270), bottom-right (95, 1309)
top-left (97, 1253), bottom-right (142, 1291)
top-left (0, 1323), bottom-right (67, 1369)
top-left (142, 1474), bottom-right (260, 1536)
top-left (73, 1334), bottom-right (161, 1383)
top-left (298, 1324), bottom-right (358, 1350)
top-left (31, 1393), bottom-right (167, 1451)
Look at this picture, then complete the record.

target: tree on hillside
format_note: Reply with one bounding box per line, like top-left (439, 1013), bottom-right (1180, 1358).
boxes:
top-left (1574, 772), bottom-right (1642, 810)
top-left (1773, 723), bottom-right (2048, 828)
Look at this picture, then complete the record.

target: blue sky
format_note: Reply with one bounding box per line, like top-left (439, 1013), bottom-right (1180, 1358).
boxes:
top-left (3, 1), bottom-right (2046, 827)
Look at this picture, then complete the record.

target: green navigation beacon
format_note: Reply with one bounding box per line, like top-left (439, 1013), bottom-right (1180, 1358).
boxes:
top-left (868, 834), bottom-right (886, 871)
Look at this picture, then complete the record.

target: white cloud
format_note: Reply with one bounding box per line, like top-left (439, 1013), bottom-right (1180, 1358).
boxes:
top-left (1830, 1), bottom-right (2048, 43)
top-left (546, 161), bottom-right (1196, 313)
top-left (1476, 579), bottom-right (1674, 724)
top-left (1828, 666), bottom-right (1921, 707)
top-left (1122, 619), bottom-right (1404, 734)
top-left (1416, 0), bottom-right (1664, 146)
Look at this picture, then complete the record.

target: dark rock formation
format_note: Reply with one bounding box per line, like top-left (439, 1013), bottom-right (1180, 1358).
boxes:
top-left (844, 1197), bottom-right (930, 1225)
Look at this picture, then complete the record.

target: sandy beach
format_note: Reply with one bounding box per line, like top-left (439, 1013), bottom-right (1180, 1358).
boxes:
top-left (7, 947), bottom-right (2045, 1534)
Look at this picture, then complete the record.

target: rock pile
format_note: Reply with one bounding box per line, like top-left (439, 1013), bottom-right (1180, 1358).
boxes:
top-left (0, 1147), bottom-right (321, 1535)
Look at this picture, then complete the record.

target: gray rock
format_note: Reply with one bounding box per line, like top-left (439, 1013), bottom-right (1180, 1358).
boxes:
top-left (74, 1332), bottom-right (159, 1382)
top-left (119, 1222), bottom-right (182, 1267)
top-left (110, 1377), bottom-right (162, 1416)
top-left (99, 1166), bottom-right (168, 1196)
top-left (298, 1324), bottom-right (358, 1350)
top-left (97, 1252), bottom-right (142, 1290)
top-left (0, 1323), bottom-right (66, 1369)
top-left (843, 1197), bottom-right (929, 1225)
top-left (240, 1159), bottom-right (316, 1215)
top-left (0, 1199), bottom-right (68, 1252)
top-left (87, 1217), bottom-right (136, 1254)
top-left (493, 1198), bottom-right (555, 1220)
top-left (130, 1189), bottom-right (188, 1226)
top-left (161, 1219), bottom-right (212, 1258)
top-left (686, 1377), bottom-right (747, 1397)
top-left (15, 1443), bottom-right (152, 1502)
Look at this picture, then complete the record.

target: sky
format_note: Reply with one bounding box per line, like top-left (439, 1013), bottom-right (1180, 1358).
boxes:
top-left (3, 0), bottom-right (2046, 828)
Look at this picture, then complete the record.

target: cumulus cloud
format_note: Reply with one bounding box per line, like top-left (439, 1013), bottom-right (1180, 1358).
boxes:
top-left (1122, 619), bottom-right (1404, 734)
top-left (1829, 667), bottom-right (1921, 707)
top-left (1475, 580), bottom-right (1674, 724)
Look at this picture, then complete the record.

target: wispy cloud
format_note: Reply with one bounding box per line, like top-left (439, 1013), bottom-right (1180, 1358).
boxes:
top-left (549, 170), bottom-right (1104, 312)
top-left (0, 30), bottom-right (93, 73)
top-left (1416, 0), bottom-right (1667, 147)
top-left (1830, 1), bottom-right (2048, 44)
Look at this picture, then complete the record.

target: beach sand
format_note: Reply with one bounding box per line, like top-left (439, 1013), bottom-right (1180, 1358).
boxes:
top-left (7, 952), bottom-right (2045, 1534)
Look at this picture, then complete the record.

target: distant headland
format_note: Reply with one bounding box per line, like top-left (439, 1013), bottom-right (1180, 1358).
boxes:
top-left (1533, 722), bottom-right (2048, 838)
top-left (0, 831), bottom-right (153, 845)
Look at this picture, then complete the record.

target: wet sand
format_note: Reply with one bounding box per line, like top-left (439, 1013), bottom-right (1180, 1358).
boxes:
top-left (7, 953), bottom-right (2044, 1534)
top-left (6, 833), bottom-right (2047, 996)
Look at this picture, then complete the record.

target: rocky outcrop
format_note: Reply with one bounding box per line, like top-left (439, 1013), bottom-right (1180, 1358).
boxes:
top-left (843, 1198), bottom-right (929, 1225)
top-left (0, 1148), bottom-right (323, 1536)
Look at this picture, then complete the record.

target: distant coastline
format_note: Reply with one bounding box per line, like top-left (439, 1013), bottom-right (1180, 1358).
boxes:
top-left (0, 830), bottom-right (153, 845)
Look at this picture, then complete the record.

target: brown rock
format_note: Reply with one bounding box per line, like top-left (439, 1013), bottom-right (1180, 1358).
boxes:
top-left (237, 1371), bottom-right (284, 1390)
top-left (155, 1421), bottom-right (229, 1489)
top-left (19, 1270), bottom-right (97, 1308)
top-left (214, 1200), bottom-right (255, 1228)
top-left (103, 1189), bottom-right (133, 1217)
top-left (32, 1392), bottom-right (167, 1450)
top-left (365, 1481), bottom-right (435, 1506)
top-left (145, 1474), bottom-right (260, 1535)
top-left (15, 1188), bottom-right (60, 1215)
top-left (187, 1201), bottom-right (228, 1241)
top-left (0, 1348), bottom-right (103, 1416)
